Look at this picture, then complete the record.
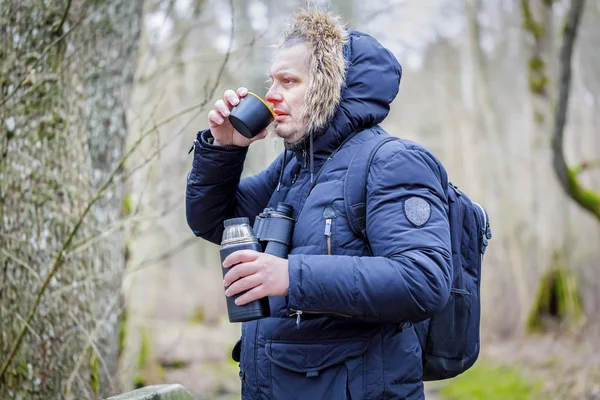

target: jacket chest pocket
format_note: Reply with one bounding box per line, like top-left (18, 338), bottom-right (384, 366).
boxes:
top-left (266, 339), bottom-right (369, 400)
top-left (323, 205), bottom-right (337, 255)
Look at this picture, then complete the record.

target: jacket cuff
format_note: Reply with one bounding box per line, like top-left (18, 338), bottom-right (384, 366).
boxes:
top-left (187, 130), bottom-right (248, 185)
top-left (196, 129), bottom-right (248, 153)
top-left (286, 254), bottom-right (305, 311)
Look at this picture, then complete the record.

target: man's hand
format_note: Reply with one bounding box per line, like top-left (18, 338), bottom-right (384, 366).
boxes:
top-left (208, 87), bottom-right (268, 147)
top-left (222, 250), bottom-right (289, 305)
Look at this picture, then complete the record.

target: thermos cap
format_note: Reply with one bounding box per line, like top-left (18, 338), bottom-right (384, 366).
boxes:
top-left (224, 217), bottom-right (250, 227)
top-left (222, 217), bottom-right (257, 248)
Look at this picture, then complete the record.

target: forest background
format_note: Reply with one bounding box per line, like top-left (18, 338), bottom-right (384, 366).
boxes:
top-left (1, 0), bottom-right (599, 399)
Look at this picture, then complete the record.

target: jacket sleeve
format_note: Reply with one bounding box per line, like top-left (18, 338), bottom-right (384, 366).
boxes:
top-left (286, 146), bottom-right (452, 323)
top-left (185, 130), bottom-right (282, 245)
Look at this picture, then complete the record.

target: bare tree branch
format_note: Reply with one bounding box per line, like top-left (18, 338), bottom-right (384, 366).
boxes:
top-left (552, 0), bottom-right (600, 221)
top-left (55, 0), bottom-right (72, 35)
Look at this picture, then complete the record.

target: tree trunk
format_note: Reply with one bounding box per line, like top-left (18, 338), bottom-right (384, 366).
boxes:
top-left (0, 0), bottom-right (142, 398)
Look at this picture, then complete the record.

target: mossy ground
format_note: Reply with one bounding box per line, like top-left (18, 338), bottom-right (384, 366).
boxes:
top-left (438, 363), bottom-right (543, 400)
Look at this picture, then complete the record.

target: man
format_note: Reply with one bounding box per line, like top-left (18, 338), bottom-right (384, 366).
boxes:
top-left (186, 7), bottom-right (451, 400)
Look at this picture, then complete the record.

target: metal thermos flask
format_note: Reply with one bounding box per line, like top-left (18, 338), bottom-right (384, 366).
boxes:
top-left (220, 217), bottom-right (270, 322)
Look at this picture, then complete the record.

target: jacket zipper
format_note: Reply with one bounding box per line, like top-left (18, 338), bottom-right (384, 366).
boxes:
top-left (289, 309), bottom-right (352, 329)
top-left (324, 218), bottom-right (332, 255)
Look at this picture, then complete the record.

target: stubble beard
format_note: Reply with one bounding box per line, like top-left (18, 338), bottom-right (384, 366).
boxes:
top-left (279, 122), bottom-right (310, 152)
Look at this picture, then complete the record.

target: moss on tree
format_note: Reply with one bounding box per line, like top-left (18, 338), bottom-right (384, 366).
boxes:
top-left (90, 350), bottom-right (100, 395)
top-left (528, 56), bottom-right (548, 96)
top-left (527, 258), bottom-right (584, 333)
top-left (567, 168), bottom-right (600, 218)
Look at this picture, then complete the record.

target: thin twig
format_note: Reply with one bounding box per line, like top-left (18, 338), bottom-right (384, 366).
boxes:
top-left (68, 212), bottom-right (157, 255)
top-left (68, 311), bottom-right (115, 392)
top-left (64, 292), bottom-right (120, 397)
top-left (14, 312), bottom-right (42, 342)
top-left (54, 0), bottom-right (72, 35)
top-left (64, 345), bottom-right (89, 399)
top-left (0, 249), bottom-right (42, 282)
top-left (215, 0), bottom-right (235, 98)
top-left (131, 237), bottom-right (198, 271)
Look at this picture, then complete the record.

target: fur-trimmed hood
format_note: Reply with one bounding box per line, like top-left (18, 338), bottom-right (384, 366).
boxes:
top-left (281, 8), bottom-right (347, 136)
top-left (281, 8), bottom-right (402, 159)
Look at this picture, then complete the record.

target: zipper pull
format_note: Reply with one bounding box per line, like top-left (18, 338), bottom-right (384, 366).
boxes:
top-left (324, 219), bottom-right (332, 236)
top-left (295, 310), bottom-right (303, 329)
top-left (187, 139), bottom-right (197, 154)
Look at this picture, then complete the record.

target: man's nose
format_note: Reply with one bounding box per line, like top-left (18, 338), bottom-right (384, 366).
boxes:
top-left (265, 87), bottom-right (282, 106)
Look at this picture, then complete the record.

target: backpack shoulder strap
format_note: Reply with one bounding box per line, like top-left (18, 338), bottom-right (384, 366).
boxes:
top-left (344, 135), bottom-right (400, 243)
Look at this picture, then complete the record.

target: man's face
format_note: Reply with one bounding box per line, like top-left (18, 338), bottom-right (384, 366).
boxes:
top-left (265, 43), bottom-right (310, 144)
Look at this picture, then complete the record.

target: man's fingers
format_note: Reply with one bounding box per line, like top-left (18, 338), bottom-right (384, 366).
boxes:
top-left (224, 89), bottom-right (240, 108)
top-left (208, 109), bottom-right (224, 126)
top-left (236, 87), bottom-right (248, 98)
top-left (225, 274), bottom-right (262, 297)
top-left (223, 261), bottom-right (259, 286)
top-left (214, 99), bottom-right (230, 117)
top-left (234, 285), bottom-right (265, 306)
top-left (223, 250), bottom-right (260, 269)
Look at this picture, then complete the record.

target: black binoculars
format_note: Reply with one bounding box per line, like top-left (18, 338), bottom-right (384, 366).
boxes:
top-left (253, 202), bottom-right (295, 259)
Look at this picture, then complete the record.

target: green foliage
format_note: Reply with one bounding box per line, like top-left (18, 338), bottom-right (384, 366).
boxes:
top-left (533, 110), bottom-right (545, 124)
top-left (528, 56), bottom-right (548, 96)
top-left (521, 1), bottom-right (549, 98)
top-left (125, 239), bottom-right (132, 262)
top-left (90, 350), bottom-right (100, 395)
top-left (189, 306), bottom-right (206, 324)
top-left (160, 359), bottom-right (189, 370)
top-left (521, 0), bottom-right (544, 41)
top-left (193, 0), bottom-right (205, 17)
top-left (118, 310), bottom-right (128, 358)
top-left (97, 16), bottom-right (117, 35)
top-left (133, 374), bottom-right (146, 389)
top-left (122, 195), bottom-right (132, 216)
top-left (133, 328), bottom-right (152, 389)
top-left (566, 168), bottom-right (600, 219)
top-left (138, 328), bottom-right (151, 371)
top-left (439, 363), bottom-right (543, 400)
top-left (526, 263), bottom-right (584, 333)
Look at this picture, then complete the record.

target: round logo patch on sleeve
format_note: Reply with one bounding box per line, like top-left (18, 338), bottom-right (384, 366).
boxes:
top-left (404, 197), bottom-right (431, 227)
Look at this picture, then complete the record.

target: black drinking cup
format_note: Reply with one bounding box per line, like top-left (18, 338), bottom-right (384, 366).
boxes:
top-left (229, 92), bottom-right (275, 138)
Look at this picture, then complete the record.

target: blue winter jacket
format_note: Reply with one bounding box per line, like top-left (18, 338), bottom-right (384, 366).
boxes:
top-left (186, 30), bottom-right (452, 400)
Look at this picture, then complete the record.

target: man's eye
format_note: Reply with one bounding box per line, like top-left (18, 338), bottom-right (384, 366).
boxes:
top-left (283, 78), bottom-right (295, 84)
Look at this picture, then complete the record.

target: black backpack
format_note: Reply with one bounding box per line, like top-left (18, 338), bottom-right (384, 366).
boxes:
top-left (343, 133), bottom-right (492, 380)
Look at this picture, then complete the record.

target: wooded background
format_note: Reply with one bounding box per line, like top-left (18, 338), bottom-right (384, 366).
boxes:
top-left (1, 0), bottom-right (599, 399)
